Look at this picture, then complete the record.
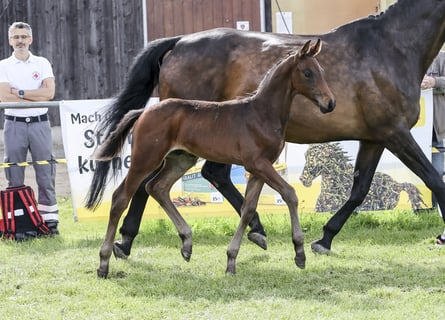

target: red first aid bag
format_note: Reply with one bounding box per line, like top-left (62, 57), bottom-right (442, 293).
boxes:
top-left (0, 185), bottom-right (50, 240)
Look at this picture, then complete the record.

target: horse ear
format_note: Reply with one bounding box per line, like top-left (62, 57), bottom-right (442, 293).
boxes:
top-left (297, 40), bottom-right (312, 58)
top-left (309, 39), bottom-right (322, 57)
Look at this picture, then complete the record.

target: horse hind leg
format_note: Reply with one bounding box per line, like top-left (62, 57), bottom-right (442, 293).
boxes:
top-left (226, 175), bottom-right (264, 274)
top-left (145, 151), bottom-right (198, 261)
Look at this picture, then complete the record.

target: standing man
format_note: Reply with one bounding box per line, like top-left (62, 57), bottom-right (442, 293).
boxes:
top-left (421, 50), bottom-right (445, 246)
top-left (0, 22), bottom-right (59, 235)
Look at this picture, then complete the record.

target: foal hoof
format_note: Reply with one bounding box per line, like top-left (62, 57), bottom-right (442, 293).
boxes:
top-left (311, 241), bottom-right (332, 255)
top-left (225, 264), bottom-right (236, 275)
top-left (113, 241), bottom-right (129, 260)
top-left (294, 253), bottom-right (306, 269)
top-left (247, 232), bottom-right (267, 250)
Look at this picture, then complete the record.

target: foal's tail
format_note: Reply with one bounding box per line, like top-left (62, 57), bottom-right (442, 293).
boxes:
top-left (95, 109), bottom-right (145, 161)
top-left (85, 110), bottom-right (144, 209)
top-left (85, 35), bottom-right (181, 210)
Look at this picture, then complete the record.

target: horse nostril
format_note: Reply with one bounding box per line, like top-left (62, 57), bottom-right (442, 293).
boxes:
top-left (329, 100), bottom-right (336, 111)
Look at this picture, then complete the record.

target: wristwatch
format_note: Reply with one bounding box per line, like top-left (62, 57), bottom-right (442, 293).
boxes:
top-left (18, 90), bottom-right (24, 99)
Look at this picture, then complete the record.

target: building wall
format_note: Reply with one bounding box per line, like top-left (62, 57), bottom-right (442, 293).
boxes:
top-left (0, 0), bottom-right (144, 125)
top-left (145, 0), bottom-right (262, 41)
top-left (272, 0), bottom-right (379, 34)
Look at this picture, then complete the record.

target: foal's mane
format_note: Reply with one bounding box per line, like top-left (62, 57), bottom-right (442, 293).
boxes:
top-left (235, 52), bottom-right (294, 100)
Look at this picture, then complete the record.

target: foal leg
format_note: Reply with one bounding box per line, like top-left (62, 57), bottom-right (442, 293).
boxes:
top-left (312, 142), bottom-right (384, 254)
top-left (252, 163), bottom-right (305, 269)
top-left (114, 151), bottom-right (198, 259)
top-left (202, 161), bottom-right (267, 250)
top-left (98, 180), bottom-right (135, 278)
top-left (145, 153), bottom-right (198, 261)
top-left (226, 175), bottom-right (264, 274)
top-left (114, 175), bottom-right (152, 259)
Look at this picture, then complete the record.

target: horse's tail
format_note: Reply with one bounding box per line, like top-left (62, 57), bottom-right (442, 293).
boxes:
top-left (85, 110), bottom-right (144, 210)
top-left (400, 182), bottom-right (427, 210)
top-left (85, 35), bottom-right (181, 210)
top-left (96, 35), bottom-right (182, 139)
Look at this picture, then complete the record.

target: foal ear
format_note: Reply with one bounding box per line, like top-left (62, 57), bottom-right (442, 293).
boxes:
top-left (309, 39), bottom-right (322, 57)
top-left (297, 40), bottom-right (312, 58)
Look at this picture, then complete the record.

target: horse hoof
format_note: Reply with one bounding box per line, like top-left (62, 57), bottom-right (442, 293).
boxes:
top-left (181, 249), bottom-right (191, 262)
top-left (97, 269), bottom-right (108, 279)
top-left (247, 232), bottom-right (267, 250)
top-left (225, 266), bottom-right (236, 275)
top-left (113, 241), bottom-right (129, 260)
top-left (311, 241), bottom-right (332, 255)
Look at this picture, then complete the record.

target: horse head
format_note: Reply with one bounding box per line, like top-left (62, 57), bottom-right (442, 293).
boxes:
top-left (292, 39), bottom-right (336, 114)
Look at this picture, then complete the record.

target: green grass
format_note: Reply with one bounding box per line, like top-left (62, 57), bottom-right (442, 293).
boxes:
top-left (0, 198), bottom-right (445, 319)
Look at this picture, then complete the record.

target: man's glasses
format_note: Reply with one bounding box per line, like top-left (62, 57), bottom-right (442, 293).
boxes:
top-left (10, 35), bottom-right (30, 40)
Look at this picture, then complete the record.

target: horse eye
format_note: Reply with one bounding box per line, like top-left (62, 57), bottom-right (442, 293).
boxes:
top-left (303, 69), bottom-right (312, 78)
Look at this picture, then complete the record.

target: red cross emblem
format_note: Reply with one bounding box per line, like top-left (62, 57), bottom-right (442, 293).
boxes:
top-left (32, 71), bottom-right (40, 80)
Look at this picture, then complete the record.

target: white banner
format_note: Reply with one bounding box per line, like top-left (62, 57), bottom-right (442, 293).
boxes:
top-left (59, 90), bottom-right (433, 221)
top-left (59, 98), bottom-right (159, 221)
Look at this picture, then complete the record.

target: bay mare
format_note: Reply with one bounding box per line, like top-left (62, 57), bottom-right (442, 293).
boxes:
top-left (92, 41), bottom-right (335, 277)
top-left (88, 0), bottom-right (445, 258)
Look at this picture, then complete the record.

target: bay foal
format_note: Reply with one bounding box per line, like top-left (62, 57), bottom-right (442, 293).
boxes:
top-left (93, 40), bottom-right (335, 277)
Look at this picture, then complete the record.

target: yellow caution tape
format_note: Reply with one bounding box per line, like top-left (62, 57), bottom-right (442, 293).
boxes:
top-left (0, 158), bottom-right (66, 168)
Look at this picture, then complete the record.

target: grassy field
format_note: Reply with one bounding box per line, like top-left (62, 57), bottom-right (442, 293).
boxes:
top-left (0, 197), bottom-right (445, 319)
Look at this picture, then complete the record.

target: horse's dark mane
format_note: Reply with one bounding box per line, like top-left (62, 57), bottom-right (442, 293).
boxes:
top-left (336, 0), bottom-right (411, 30)
top-left (368, 0), bottom-right (399, 19)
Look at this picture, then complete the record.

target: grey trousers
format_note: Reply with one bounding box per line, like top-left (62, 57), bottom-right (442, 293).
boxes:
top-left (3, 118), bottom-right (58, 222)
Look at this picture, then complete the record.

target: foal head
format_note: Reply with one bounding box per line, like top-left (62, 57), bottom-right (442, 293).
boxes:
top-left (292, 39), bottom-right (336, 114)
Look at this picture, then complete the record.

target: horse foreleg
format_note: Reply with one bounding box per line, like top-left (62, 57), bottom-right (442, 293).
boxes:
top-left (226, 175), bottom-right (264, 274)
top-left (145, 152), bottom-right (198, 261)
top-left (98, 181), bottom-right (132, 278)
top-left (202, 161), bottom-right (267, 250)
top-left (312, 142), bottom-right (384, 255)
